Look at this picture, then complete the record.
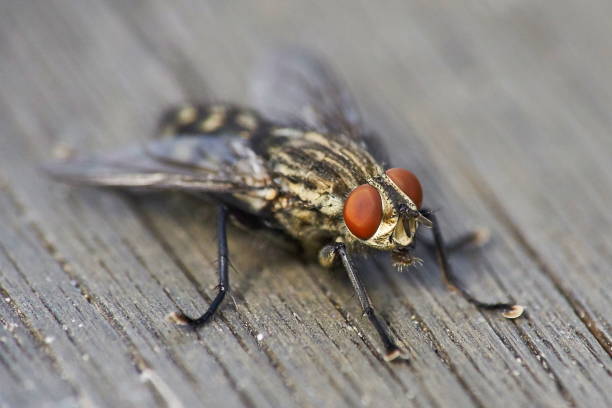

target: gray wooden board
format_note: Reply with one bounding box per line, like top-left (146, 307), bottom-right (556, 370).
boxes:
top-left (0, 1), bottom-right (610, 407)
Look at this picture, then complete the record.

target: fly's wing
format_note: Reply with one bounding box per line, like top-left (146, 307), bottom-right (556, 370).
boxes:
top-left (250, 48), bottom-right (389, 164)
top-left (46, 133), bottom-right (276, 210)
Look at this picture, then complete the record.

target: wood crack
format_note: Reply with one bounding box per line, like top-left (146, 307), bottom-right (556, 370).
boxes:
top-left (5, 195), bottom-right (181, 406)
top-left (375, 260), bottom-right (487, 408)
top-left (127, 199), bottom-right (304, 407)
top-left (0, 281), bottom-right (79, 397)
top-left (468, 175), bottom-right (612, 359)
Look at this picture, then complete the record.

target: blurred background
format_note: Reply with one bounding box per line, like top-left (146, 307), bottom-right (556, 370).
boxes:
top-left (0, 2), bottom-right (610, 408)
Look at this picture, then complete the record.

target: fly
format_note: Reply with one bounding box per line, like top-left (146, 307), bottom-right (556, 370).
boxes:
top-left (46, 49), bottom-right (524, 362)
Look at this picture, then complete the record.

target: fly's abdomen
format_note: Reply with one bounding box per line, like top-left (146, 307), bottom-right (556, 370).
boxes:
top-left (159, 104), bottom-right (264, 140)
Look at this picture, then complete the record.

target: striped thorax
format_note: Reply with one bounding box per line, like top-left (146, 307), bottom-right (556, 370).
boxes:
top-left (256, 127), bottom-right (429, 257)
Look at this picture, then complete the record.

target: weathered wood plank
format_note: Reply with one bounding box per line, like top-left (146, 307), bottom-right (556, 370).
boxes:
top-left (107, 1), bottom-right (612, 406)
top-left (0, 1), bottom-right (610, 408)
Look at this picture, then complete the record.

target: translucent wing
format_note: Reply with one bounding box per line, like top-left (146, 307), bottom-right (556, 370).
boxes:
top-left (250, 48), bottom-right (389, 163)
top-left (46, 134), bottom-right (275, 201)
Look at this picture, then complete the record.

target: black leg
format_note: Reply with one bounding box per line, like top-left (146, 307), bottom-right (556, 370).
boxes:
top-left (335, 243), bottom-right (403, 362)
top-left (420, 208), bottom-right (524, 319)
top-left (168, 204), bottom-right (230, 327)
top-left (420, 227), bottom-right (491, 254)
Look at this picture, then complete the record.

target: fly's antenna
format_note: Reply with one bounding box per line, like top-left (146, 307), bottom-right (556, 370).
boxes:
top-left (398, 203), bottom-right (432, 227)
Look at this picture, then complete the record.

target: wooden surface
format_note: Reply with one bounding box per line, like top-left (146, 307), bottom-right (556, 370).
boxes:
top-left (1, 1), bottom-right (611, 407)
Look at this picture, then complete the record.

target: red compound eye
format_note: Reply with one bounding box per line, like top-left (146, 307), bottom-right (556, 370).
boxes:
top-left (343, 184), bottom-right (383, 240)
top-left (386, 168), bottom-right (423, 208)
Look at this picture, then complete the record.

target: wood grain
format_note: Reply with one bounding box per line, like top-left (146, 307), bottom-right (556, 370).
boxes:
top-left (0, 1), bottom-right (610, 407)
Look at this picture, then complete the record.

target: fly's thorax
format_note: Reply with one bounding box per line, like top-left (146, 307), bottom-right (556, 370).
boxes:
top-left (265, 129), bottom-right (380, 209)
top-left (258, 127), bottom-right (427, 253)
top-left (263, 129), bottom-right (383, 243)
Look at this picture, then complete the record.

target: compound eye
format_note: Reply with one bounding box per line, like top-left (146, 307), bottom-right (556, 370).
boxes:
top-left (343, 184), bottom-right (383, 240)
top-left (386, 168), bottom-right (423, 208)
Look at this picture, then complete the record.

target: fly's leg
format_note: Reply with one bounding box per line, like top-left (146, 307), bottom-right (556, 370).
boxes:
top-left (420, 227), bottom-right (491, 254)
top-left (419, 209), bottom-right (524, 319)
top-left (331, 243), bottom-right (403, 362)
top-left (168, 205), bottom-right (230, 327)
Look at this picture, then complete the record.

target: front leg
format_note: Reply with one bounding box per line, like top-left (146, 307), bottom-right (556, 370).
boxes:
top-left (322, 243), bottom-right (403, 362)
top-left (168, 204), bottom-right (230, 327)
top-left (420, 227), bottom-right (491, 254)
top-left (420, 208), bottom-right (524, 319)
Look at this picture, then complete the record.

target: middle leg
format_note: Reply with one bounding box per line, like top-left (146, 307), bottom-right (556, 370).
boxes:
top-left (333, 243), bottom-right (404, 362)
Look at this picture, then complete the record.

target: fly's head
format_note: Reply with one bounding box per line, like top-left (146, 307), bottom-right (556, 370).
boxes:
top-left (342, 168), bottom-right (432, 267)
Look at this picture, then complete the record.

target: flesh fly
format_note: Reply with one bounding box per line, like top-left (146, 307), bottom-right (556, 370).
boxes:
top-left (47, 50), bottom-right (523, 362)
